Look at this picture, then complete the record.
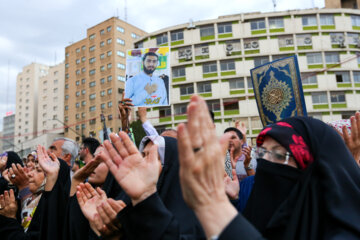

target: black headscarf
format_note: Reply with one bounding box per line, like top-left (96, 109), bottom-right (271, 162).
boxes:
top-left (0, 151), bottom-right (23, 195)
top-left (5, 151), bottom-right (23, 169)
top-left (243, 116), bottom-right (360, 240)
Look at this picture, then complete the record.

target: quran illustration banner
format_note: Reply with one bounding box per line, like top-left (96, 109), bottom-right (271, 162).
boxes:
top-left (125, 47), bottom-right (170, 107)
top-left (250, 55), bottom-right (307, 127)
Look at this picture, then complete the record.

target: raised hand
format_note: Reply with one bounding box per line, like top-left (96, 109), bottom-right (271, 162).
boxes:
top-left (343, 112), bottom-right (360, 166)
top-left (118, 92), bottom-right (133, 133)
top-left (8, 163), bottom-right (29, 190)
top-left (76, 183), bottom-right (106, 222)
top-left (0, 189), bottom-right (18, 219)
top-left (177, 95), bottom-right (237, 238)
top-left (37, 145), bottom-right (60, 191)
top-left (224, 169), bottom-right (240, 200)
top-left (138, 107), bottom-right (148, 123)
top-left (101, 132), bottom-right (160, 206)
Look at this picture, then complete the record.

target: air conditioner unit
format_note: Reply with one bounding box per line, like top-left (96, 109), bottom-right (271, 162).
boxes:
top-left (226, 43), bottom-right (234, 56)
top-left (178, 50), bottom-right (186, 59)
top-left (187, 19), bottom-right (196, 29)
top-left (201, 47), bottom-right (209, 54)
top-left (285, 38), bottom-right (294, 46)
top-left (304, 37), bottom-right (312, 45)
top-left (251, 41), bottom-right (259, 48)
top-left (338, 37), bottom-right (346, 48)
top-left (178, 48), bottom-right (192, 60)
top-left (244, 42), bottom-right (252, 49)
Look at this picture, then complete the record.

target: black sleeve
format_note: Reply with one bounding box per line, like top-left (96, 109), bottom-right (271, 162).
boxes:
top-left (219, 214), bottom-right (265, 240)
top-left (0, 215), bottom-right (39, 240)
top-left (118, 192), bottom-right (179, 240)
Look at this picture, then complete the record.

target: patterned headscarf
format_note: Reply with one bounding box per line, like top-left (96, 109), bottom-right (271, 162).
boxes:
top-left (328, 119), bottom-right (351, 135)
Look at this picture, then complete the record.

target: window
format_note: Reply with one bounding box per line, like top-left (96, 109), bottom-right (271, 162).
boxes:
top-left (82, 56), bottom-right (86, 62)
top-left (118, 75), bottom-right (125, 81)
top-left (107, 51), bottom-right (112, 56)
top-left (302, 15), bottom-right (317, 26)
top-left (65, 63), bottom-right (69, 68)
top-left (244, 39), bottom-right (259, 49)
top-left (278, 35), bottom-right (294, 47)
top-left (195, 44), bottom-right (209, 56)
top-left (335, 71), bottom-right (350, 83)
top-left (76, 80), bottom-right (80, 86)
top-left (66, 52), bottom-right (69, 57)
top-left (351, 15), bottom-right (360, 27)
top-left (306, 52), bottom-right (322, 64)
top-left (229, 78), bottom-right (245, 89)
top-left (89, 34), bottom-right (95, 40)
top-left (76, 70), bottom-right (80, 75)
top-left (100, 78), bottom-right (105, 84)
top-left (76, 91), bottom-right (80, 97)
top-left (353, 71), bottom-right (360, 83)
top-left (101, 103), bottom-right (105, 109)
top-left (107, 75), bottom-right (112, 82)
top-left (218, 22), bottom-right (232, 34)
top-left (107, 63), bottom-right (112, 69)
top-left (90, 119), bottom-right (96, 125)
top-left (117, 51), bottom-right (125, 57)
top-left (269, 17), bottom-right (284, 29)
top-left (82, 101), bottom-right (86, 106)
top-left (320, 14), bottom-right (334, 25)
top-left (82, 78), bottom-right (86, 84)
top-left (100, 29), bottom-right (105, 35)
top-left (180, 84), bottom-right (194, 96)
top-left (89, 94), bottom-right (96, 100)
top-left (330, 91), bottom-right (346, 103)
top-left (297, 34), bottom-right (312, 46)
top-left (65, 84), bottom-right (69, 89)
top-left (247, 78), bottom-right (253, 89)
top-left (171, 30), bottom-right (184, 41)
top-left (220, 60), bottom-right (235, 71)
top-left (76, 48), bottom-right (80, 53)
top-left (100, 53), bottom-right (105, 59)
top-left (76, 125), bottom-right (80, 130)
top-left (89, 45), bottom-right (95, 52)
top-left (200, 25), bottom-right (215, 37)
top-left (156, 33), bottom-right (168, 45)
top-left (89, 69), bottom-right (96, 75)
top-left (76, 102), bottom-right (80, 108)
top-left (250, 19), bottom-right (265, 30)
top-left (82, 67), bottom-right (86, 73)
top-left (131, 33), bottom-right (139, 39)
top-left (82, 45), bottom-right (86, 51)
top-left (117, 63), bottom-right (125, 69)
top-left (206, 100), bottom-right (221, 112)
top-left (254, 56), bottom-right (269, 67)
top-left (159, 107), bottom-right (171, 117)
top-left (301, 73), bottom-right (317, 85)
top-left (330, 33), bottom-right (345, 44)
top-left (325, 52), bottom-right (340, 63)
top-left (174, 104), bottom-right (187, 115)
top-left (347, 33), bottom-right (360, 44)
top-left (100, 66), bottom-right (105, 72)
top-left (89, 81), bottom-right (96, 87)
top-left (101, 90), bottom-right (105, 96)
top-left (223, 98), bottom-right (239, 111)
top-left (82, 89), bottom-right (86, 95)
top-left (107, 26), bottom-right (112, 32)
top-left (107, 89), bottom-right (112, 94)
top-left (117, 26), bottom-right (124, 33)
top-left (108, 101), bottom-right (113, 108)
top-left (66, 74), bottom-right (69, 79)
top-left (65, 95), bottom-right (69, 100)
top-left (100, 41), bottom-right (105, 47)
top-left (197, 82), bottom-right (212, 93)
top-left (172, 67), bottom-right (186, 78)
top-left (89, 57), bottom-right (96, 64)
top-left (89, 106), bottom-right (96, 112)
top-left (312, 92), bottom-right (328, 104)
top-left (54, 79), bottom-right (58, 84)
top-left (117, 38), bottom-right (125, 45)
top-left (82, 112), bottom-right (86, 118)
top-left (203, 62), bottom-right (217, 73)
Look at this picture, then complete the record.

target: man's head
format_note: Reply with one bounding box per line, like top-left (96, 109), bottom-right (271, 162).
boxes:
top-left (142, 52), bottom-right (159, 75)
top-left (224, 127), bottom-right (244, 154)
top-left (49, 137), bottom-right (79, 167)
top-left (79, 137), bottom-right (100, 163)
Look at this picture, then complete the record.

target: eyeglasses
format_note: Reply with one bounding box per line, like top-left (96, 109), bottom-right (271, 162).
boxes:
top-left (255, 147), bottom-right (291, 165)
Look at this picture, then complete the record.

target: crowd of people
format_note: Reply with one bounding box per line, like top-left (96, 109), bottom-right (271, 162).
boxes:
top-left (0, 94), bottom-right (359, 240)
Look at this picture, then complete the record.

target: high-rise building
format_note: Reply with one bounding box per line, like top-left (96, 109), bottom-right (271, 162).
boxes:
top-left (2, 113), bottom-right (15, 152)
top-left (135, 7), bottom-right (360, 143)
top-left (15, 63), bottom-right (49, 146)
top-left (325, 0), bottom-right (360, 9)
top-left (64, 17), bottom-right (147, 142)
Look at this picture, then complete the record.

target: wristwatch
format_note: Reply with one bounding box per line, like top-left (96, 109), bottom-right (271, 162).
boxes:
top-left (245, 163), bottom-right (253, 170)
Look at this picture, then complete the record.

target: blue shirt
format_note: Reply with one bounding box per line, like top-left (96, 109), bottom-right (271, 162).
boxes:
top-left (125, 72), bottom-right (168, 107)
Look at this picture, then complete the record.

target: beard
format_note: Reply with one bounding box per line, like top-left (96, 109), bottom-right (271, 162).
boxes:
top-left (143, 65), bottom-right (156, 74)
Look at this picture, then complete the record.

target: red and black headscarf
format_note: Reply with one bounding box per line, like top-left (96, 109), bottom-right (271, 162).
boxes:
top-left (256, 120), bottom-right (314, 170)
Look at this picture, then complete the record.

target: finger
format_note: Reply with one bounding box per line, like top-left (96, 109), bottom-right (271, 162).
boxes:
top-left (48, 152), bottom-right (59, 164)
top-left (84, 182), bottom-right (99, 197)
top-left (97, 203), bottom-right (112, 225)
top-left (103, 139), bottom-right (122, 167)
top-left (107, 199), bottom-right (126, 213)
top-left (79, 183), bottom-right (92, 199)
top-left (186, 98), bottom-right (203, 148)
top-left (96, 187), bottom-right (107, 200)
top-left (4, 191), bottom-right (10, 206)
top-left (231, 169), bottom-right (238, 182)
top-left (101, 200), bottom-right (117, 221)
top-left (76, 190), bottom-right (85, 207)
top-left (177, 123), bottom-right (195, 168)
top-left (77, 185), bottom-right (89, 203)
top-left (220, 133), bottom-right (232, 155)
top-left (9, 189), bottom-right (15, 203)
top-left (37, 145), bottom-right (44, 162)
top-left (8, 167), bottom-right (14, 176)
top-left (110, 133), bottom-right (130, 159)
top-left (147, 145), bottom-right (159, 164)
top-left (0, 195), bottom-right (4, 209)
top-left (93, 213), bottom-right (106, 233)
top-left (342, 125), bottom-right (350, 144)
top-left (351, 115), bottom-right (359, 142)
top-left (119, 131), bottom-right (139, 155)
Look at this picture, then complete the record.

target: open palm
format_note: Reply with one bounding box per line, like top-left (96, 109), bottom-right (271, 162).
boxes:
top-left (37, 145), bottom-right (60, 175)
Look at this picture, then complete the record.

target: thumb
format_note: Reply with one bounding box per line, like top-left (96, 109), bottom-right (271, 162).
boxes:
top-left (231, 169), bottom-right (238, 182)
top-left (220, 133), bottom-right (231, 155)
top-left (148, 145), bottom-right (159, 164)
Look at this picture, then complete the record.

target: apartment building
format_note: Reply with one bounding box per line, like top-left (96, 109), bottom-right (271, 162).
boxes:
top-left (64, 17), bottom-right (147, 142)
top-left (135, 8), bottom-right (360, 142)
top-left (2, 113), bottom-right (15, 152)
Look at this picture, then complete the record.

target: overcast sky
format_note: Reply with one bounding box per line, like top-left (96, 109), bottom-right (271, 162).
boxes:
top-left (0, 0), bottom-right (325, 131)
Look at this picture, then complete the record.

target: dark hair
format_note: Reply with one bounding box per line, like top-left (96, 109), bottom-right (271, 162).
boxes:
top-left (142, 52), bottom-right (159, 62)
top-left (224, 127), bottom-right (243, 140)
top-left (82, 137), bottom-right (100, 156)
top-left (209, 110), bottom-right (215, 123)
top-left (6, 151), bottom-right (23, 169)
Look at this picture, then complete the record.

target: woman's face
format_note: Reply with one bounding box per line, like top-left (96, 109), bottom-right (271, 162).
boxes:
top-left (26, 155), bottom-right (36, 170)
top-left (28, 166), bottom-right (45, 193)
top-left (88, 162), bottom-right (109, 186)
top-left (260, 136), bottom-right (298, 168)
